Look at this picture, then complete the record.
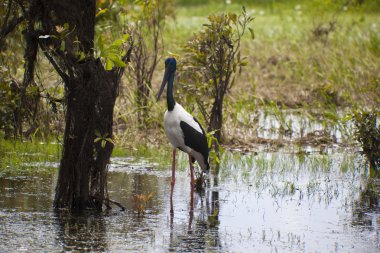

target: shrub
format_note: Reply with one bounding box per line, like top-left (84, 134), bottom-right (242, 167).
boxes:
top-left (181, 7), bottom-right (254, 145)
top-left (353, 111), bottom-right (380, 171)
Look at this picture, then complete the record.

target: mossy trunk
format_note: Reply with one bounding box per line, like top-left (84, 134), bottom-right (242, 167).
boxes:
top-left (54, 60), bottom-right (118, 210)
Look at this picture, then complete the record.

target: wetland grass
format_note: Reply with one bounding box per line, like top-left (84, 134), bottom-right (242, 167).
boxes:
top-left (116, 1), bottom-right (378, 152)
top-left (0, 138), bottom-right (61, 173)
top-left (0, 2), bottom-right (378, 252)
top-left (2, 1), bottom-right (378, 173)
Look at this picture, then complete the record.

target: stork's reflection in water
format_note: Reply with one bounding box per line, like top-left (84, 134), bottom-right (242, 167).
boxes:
top-left (169, 169), bottom-right (221, 252)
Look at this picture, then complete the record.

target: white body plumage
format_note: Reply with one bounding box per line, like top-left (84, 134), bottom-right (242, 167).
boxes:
top-left (164, 103), bottom-right (208, 170)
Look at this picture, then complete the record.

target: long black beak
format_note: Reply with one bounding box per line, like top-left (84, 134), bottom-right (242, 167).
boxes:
top-left (156, 68), bottom-right (170, 100)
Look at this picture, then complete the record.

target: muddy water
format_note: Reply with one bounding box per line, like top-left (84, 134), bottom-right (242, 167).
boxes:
top-left (0, 151), bottom-right (379, 252)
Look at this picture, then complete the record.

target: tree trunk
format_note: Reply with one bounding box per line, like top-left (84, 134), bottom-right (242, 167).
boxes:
top-left (54, 60), bottom-right (118, 209)
top-left (52, 61), bottom-right (126, 210)
top-left (54, 60), bottom-right (118, 210)
top-left (31, 0), bottom-right (123, 210)
top-left (1, 0), bottom-right (130, 210)
top-left (208, 95), bottom-right (224, 145)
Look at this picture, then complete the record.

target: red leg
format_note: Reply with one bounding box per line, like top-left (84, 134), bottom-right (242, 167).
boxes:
top-left (188, 194), bottom-right (194, 231)
top-left (188, 154), bottom-right (195, 230)
top-left (170, 149), bottom-right (176, 214)
top-left (188, 154), bottom-right (195, 189)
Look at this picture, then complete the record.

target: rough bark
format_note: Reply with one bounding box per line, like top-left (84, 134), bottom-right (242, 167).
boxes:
top-left (1, 0), bottom-right (130, 210)
top-left (208, 95), bottom-right (224, 144)
top-left (13, 0), bottom-right (131, 210)
top-left (54, 59), bottom-right (118, 209)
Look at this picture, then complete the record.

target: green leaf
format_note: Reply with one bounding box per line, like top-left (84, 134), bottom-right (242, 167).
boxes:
top-left (60, 41), bottom-right (65, 51)
top-left (240, 61), bottom-right (248, 66)
top-left (96, 8), bottom-right (108, 17)
top-left (248, 27), bottom-right (255, 40)
top-left (95, 130), bottom-right (101, 137)
top-left (112, 39), bottom-right (124, 47)
top-left (112, 58), bottom-right (127, 67)
top-left (108, 54), bottom-right (126, 67)
top-left (105, 59), bottom-right (113, 71)
top-left (101, 140), bottom-right (106, 148)
top-left (77, 51), bottom-right (85, 62)
top-left (105, 138), bottom-right (115, 145)
top-left (228, 13), bottom-right (237, 23)
top-left (123, 34), bottom-right (130, 41)
top-left (207, 133), bottom-right (213, 148)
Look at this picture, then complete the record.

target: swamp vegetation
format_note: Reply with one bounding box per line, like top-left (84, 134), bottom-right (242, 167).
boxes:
top-left (0, 0), bottom-right (379, 252)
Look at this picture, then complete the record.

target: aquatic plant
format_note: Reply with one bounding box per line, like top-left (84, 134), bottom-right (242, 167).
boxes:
top-left (133, 192), bottom-right (154, 216)
top-left (352, 111), bottom-right (380, 171)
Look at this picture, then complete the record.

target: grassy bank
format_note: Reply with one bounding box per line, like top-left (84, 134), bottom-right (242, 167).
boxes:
top-left (0, 139), bottom-right (61, 173)
top-left (0, 138), bottom-right (173, 172)
top-left (115, 1), bottom-right (379, 147)
top-left (164, 2), bottom-right (379, 108)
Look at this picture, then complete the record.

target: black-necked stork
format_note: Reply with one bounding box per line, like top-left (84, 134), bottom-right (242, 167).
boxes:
top-left (156, 58), bottom-right (210, 213)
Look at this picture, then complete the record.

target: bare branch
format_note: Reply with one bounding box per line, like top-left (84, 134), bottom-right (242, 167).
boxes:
top-left (106, 198), bottom-right (126, 211)
top-left (39, 41), bottom-right (70, 84)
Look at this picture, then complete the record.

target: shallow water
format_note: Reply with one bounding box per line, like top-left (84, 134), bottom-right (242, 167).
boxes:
top-left (233, 109), bottom-right (355, 144)
top-left (0, 150), bottom-right (379, 253)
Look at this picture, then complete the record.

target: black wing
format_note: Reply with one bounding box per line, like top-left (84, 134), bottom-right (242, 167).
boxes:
top-left (180, 118), bottom-right (209, 168)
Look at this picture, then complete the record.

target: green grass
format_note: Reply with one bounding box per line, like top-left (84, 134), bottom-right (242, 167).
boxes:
top-left (247, 13), bottom-right (380, 108)
top-left (112, 144), bottom-right (172, 168)
top-left (154, 2), bottom-right (379, 148)
top-left (176, 0), bottom-right (380, 13)
top-left (114, 1), bottom-right (378, 150)
top-left (0, 139), bottom-right (173, 173)
top-left (0, 138), bottom-right (61, 173)
top-left (2, 1), bottom-right (379, 157)
top-left (162, 2), bottom-right (380, 111)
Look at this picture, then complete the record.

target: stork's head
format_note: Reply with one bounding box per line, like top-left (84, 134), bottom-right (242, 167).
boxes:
top-left (165, 57), bottom-right (177, 70)
top-left (156, 58), bottom-right (177, 100)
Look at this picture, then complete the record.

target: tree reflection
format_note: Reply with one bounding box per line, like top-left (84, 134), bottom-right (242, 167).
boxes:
top-left (0, 173), bottom-right (54, 211)
top-left (351, 173), bottom-right (380, 227)
top-left (54, 210), bottom-right (107, 252)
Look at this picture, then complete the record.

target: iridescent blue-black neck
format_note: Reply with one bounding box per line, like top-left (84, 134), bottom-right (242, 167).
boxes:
top-left (167, 69), bottom-right (176, 111)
